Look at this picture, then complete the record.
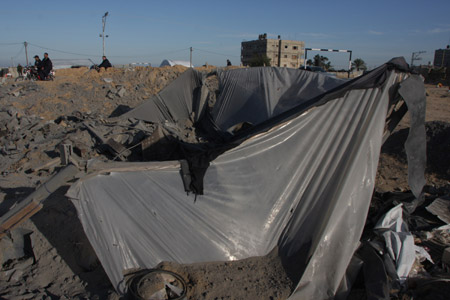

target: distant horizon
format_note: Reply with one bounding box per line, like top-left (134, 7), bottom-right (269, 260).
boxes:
top-left (1, 0), bottom-right (449, 69)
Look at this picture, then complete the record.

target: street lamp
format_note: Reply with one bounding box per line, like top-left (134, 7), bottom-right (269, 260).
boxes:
top-left (99, 12), bottom-right (109, 56)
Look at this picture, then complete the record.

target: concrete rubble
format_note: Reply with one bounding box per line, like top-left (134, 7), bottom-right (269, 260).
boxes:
top-left (0, 65), bottom-right (448, 299)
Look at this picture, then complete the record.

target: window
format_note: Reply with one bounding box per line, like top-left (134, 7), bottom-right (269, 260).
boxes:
top-left (292, 55), bottom-right (298, 59)
top-left (285, 45), bottom-right (288, 49)
top-left (284, 55), bottom-right (287, 58)
top-left (284, 64), bottom-right (287, 67)
top-left (293, 46), bottom-right (298, 50)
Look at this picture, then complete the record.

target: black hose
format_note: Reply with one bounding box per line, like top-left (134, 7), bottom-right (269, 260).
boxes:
top-left (126, 269), bottom-right (187, 300)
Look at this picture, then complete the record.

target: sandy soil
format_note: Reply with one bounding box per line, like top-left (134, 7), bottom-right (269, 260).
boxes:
top-left (376, 85), bottom-right (450, 195)
top-left (0, 68), bottom-right (449, 300)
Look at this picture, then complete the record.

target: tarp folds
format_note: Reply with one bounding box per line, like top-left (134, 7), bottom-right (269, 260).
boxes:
top-left (125, 66), bottom-right (347, 131)
top-left (124, 68), bottom-right (203, 123)
top-left (212, 67), bottom-right (346, 131)
top-left (67, 58), bottom-right (426, 299)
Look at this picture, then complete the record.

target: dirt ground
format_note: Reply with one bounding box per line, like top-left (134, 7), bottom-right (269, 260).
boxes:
top-left (0, 67), bottom-right (449, 300)
top-left (376, 85), bottom-right (450, 195)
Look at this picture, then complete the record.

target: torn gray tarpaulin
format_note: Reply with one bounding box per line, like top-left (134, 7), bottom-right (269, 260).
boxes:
top-left (66, 57), bottom-right (427, 298)
top-left (398, 75), bottom-right (427, 206)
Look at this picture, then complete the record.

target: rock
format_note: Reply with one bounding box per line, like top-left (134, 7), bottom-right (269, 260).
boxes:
top-left (107, 292), bottom-right (121, 300)
top-left (14, 257), bottom-right (34, 271)
top-left (106, 90), bottom-right (115, 100)
top-left (0, 268), bottom-right (16, 282)
top-left (0, 228), bottom-right (33, 265)
top-left (116, 87), bottom-right (126, 98)
top-left (103, 78), bottom-right (113, 83)
top-left (9, 269), bottom-right (24, 283)
top-left (443, 247), bottom-right (450, 265)
top-left (7, 107), bottom-right (18, 117)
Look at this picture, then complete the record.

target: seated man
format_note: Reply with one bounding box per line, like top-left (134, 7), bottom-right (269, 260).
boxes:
top-left (38, 53), bottom-right (52, 80)
top-left (34, 55), bottom-right (41, 68)
top-left (97, 56), bottom-right (112, 70)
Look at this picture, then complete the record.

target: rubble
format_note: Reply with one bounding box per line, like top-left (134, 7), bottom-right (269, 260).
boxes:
top-left (0, 64), bottom-right (448, 300)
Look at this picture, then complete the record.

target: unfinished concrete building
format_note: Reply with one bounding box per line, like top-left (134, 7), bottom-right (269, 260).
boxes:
top-left (241, 33), bottom-right (305, 68)
top-left (433, 47), bottom-right (450, 68)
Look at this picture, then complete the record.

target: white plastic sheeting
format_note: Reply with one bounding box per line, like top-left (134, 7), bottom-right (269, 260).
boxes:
top-left (212, 67), bottom-right (346, 131)
top-left (375, 204), bottom-right (435, 284)
top-left (375, 204), bottom-right (417, 283)
top-left (66, 59), bottom-right (427, 298)
top-left (123, 68), bottom-right (204, 123)
top-left (125, 67), bottom-right (346, 130)
top-left (67, 69), bottom-right (405, 298)
top-left (160, 59), bottom-right (192, 68)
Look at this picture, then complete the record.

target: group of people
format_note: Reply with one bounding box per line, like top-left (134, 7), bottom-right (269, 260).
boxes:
top-left (32, 53), bottom-right (53, 80)
top-left (24, 53), bottom-right (112, 80)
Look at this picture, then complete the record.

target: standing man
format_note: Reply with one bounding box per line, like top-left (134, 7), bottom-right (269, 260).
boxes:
top-left (17, 64), bottom-right (23, 79)
top-left (39, 52), bottom-right (52, 80)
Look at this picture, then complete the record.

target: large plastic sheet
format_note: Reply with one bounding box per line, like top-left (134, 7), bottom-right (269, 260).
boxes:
top-left (125, 67), bottom-right (346, 130)
top-left (212, 67), bottom-right (345, 131)
top-left (67, 60), bottom-right (426, 298)
top-left (123, 68), bottom-right (203, 123)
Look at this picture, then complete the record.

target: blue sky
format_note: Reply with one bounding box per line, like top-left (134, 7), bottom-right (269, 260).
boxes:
top-left (1, 0), bottom-right (449, 69)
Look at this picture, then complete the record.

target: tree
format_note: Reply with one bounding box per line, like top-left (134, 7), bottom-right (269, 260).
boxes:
top-left (352, 58), bottom-right (367, 71)
top-left (249, 54), bottom-right (271, 67)
top-left (313, 54), bottom-right (332, 70)
top-left (306, 59), bottom-right (313, 66)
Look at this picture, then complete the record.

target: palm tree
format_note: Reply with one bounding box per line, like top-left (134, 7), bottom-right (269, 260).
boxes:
top-left (313, 54), bottom-right (332, 70)
top-left (313, 54), bottom-right (326, 67)
top-left (352, 58), bottom-right (367, 71)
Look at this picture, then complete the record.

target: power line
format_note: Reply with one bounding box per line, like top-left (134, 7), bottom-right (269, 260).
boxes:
top-left (193, 47), bottom-right (239, 58)
top-left (12, 45), bottom-right (24, 59)
top-left (14, 42), bottom-right (234, 62)
top-left (0, 42), bottom-right (22, 46)
top-left (28, 42), bottom-right (97, 57)
top-left (27, 42), bottom-right (190, 59)
top-left (140, 48), bottom-right (191, 58)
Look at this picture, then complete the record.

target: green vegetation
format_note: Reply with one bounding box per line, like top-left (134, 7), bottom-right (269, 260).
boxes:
top-left (249, 54), bottom-right (272, 67)
top-left (313, 54), bottom-right (332, 71)
top-left (352, 58), bottom-right (367, 71)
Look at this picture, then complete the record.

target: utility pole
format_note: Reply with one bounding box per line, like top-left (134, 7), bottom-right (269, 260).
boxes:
top-left (410, 51), bottom-right (425, 67)
top-left (24, 41), bottom-right (29, 66)
top-left (190, 47), bottom-right (193, 68)
top-left (100, 12), bottom-right (109, 57)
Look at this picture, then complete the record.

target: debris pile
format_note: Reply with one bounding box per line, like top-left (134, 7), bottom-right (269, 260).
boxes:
top-left (0, 63), bottom-right (448, 300)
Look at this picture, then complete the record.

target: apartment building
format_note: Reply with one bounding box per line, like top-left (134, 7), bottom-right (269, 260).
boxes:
top-left (241, 33), bottom-right (305, 68)
top-left (433, 47), bottom-right (450, 68)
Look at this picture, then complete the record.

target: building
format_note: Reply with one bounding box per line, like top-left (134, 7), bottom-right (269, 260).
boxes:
top-left (433, 46), bottom-right (450, 68)
top-left (241, 34), bottom-right (305, 68)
